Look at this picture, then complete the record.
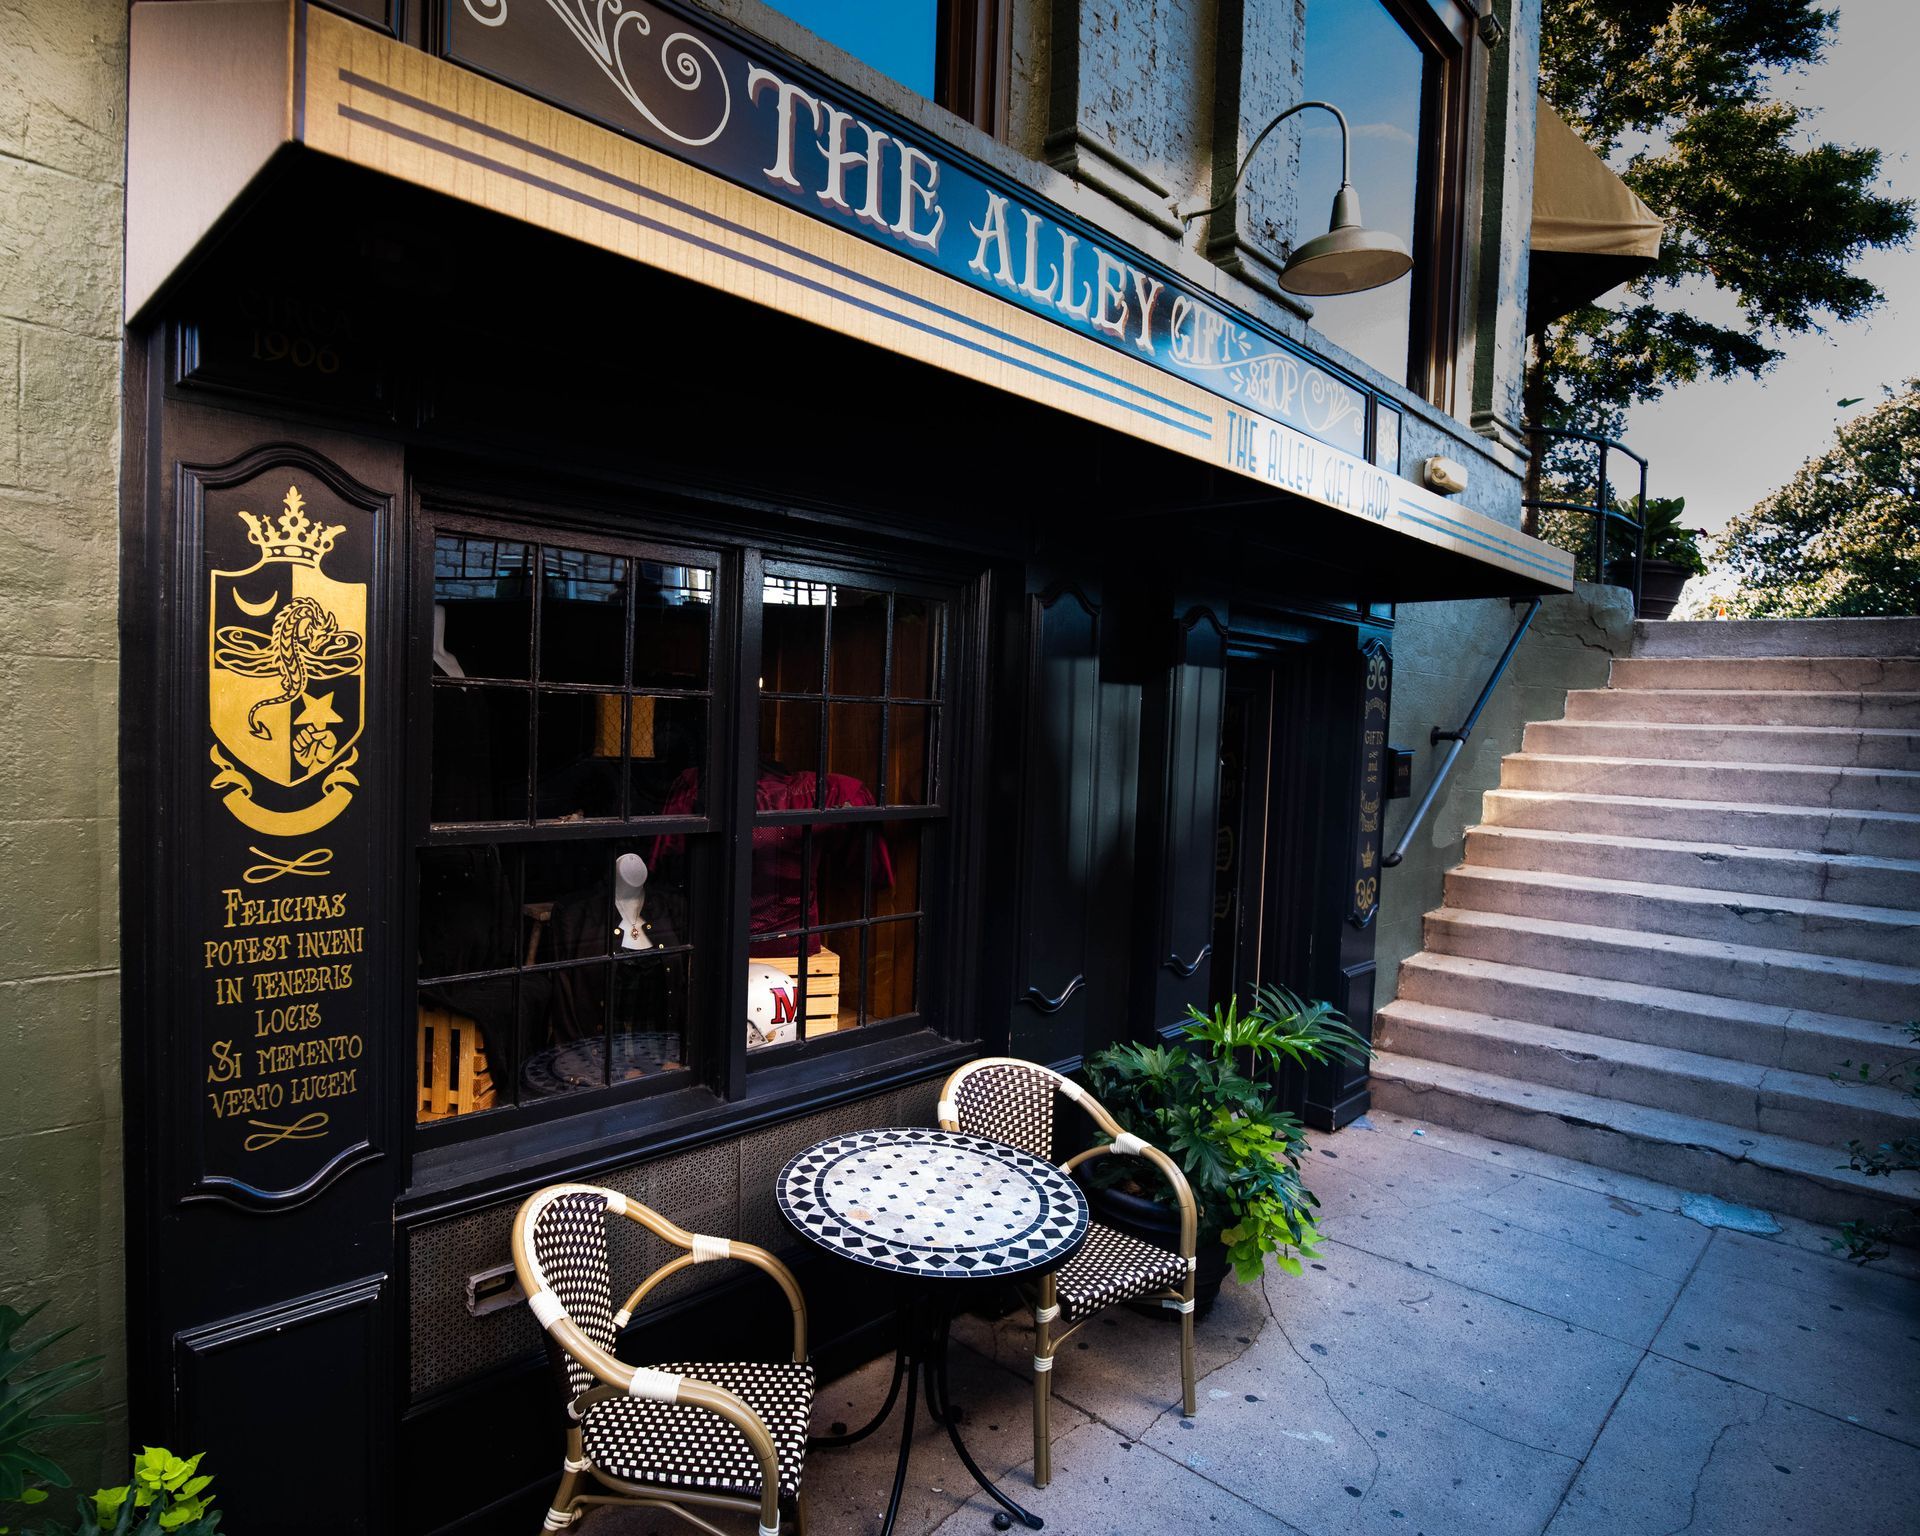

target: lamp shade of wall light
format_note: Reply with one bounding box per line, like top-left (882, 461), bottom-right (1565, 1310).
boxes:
top-left (1175, 100), bottom-right (1415, 298)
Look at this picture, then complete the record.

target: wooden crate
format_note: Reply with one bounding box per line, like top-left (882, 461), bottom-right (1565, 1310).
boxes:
top-left (417, 1004), bottom-right (496, 1121)
top-left (758, 945), bottom-right (843, 1029)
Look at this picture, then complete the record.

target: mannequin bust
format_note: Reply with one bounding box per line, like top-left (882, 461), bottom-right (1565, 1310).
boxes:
top-left (432, 602), bottom-right (466, 678)
top-left (613, 852), bottom-right (653, 951)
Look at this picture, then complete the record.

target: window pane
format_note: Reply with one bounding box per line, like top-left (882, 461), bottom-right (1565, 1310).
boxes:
top-left (629, 698), bottom-right (708, 817)
top-left (541, 546), bottom-right (626, 685)
top-left (747, 820), bottom-right (880, 941)
top-left (759, 701), bottom-right (822, 806)
top-left (827, 700), bottom-right (882, 796)
top-left (418, 844), bottom-right (519, 979)
top-left (1300, 0), bottom-right (1424, 382)
top-left (891, 594), bottom-right (940, 699)
top-left (865, 917), bottom-right (918, 1023)
top-left (609, 952), bottom-right (690, 1076)
top-left (522, 962), bottom-right (608, 1097)
top-left (761, 576), bottom-right (828, 692)
top-left (828, 587), bottom-right (888, 695)
top-left (887, 704), bottom-right (933, 805)
top-left (762, 0), bottom-right (938, 98)
top-left (535, 691), bottom-right (622, 820)
top-left (633, 563), bottom-right (712, 691)
top-left (521, 841), bottom-right (693, 965)
top-left (435, 535), bottom-right (532, 680)
top-left (417, 975), bottom-right (513, 1122)
top-left (871, 825), bottom-right (919, 918)
top-left (432, 686), bottom-right (529, 823)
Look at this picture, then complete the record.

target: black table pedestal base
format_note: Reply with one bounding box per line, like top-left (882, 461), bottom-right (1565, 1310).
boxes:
top-left (811, 1288), bottom-right (1043, 1535)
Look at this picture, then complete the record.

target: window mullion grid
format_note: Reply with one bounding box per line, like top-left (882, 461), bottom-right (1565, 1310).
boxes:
top-left (620, 560), bottom-right (636, 822)
top-left (878, 592), bottom-right (894, 805)
top-left (859, 822), bottom-right (875, 1027)
top-left (796, 823), bottom-right (813, 1041)
top-left (526, 545), bottom-right (544, 829)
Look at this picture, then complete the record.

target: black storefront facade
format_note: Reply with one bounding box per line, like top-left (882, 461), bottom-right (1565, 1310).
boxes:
top-left (117, 5), bottom-right (1572, 1530)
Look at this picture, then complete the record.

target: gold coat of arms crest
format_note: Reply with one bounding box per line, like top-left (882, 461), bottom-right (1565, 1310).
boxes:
top-left (208, 485), bottom-right (367, 836)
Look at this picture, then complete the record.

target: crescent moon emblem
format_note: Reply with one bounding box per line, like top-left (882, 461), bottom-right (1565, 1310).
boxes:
top-left (233, 590), bottom-right (280, 618)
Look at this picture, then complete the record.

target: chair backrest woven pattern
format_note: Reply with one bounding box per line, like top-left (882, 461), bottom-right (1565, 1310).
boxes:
top-left (952, 1063), bottom-right (1055, 1162)
top-left (529, 1188), bottom-right (618, 1399)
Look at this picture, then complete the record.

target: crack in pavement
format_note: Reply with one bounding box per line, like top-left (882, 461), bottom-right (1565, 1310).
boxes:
top-left (1655, 1392), bottom-right (1765, 1536)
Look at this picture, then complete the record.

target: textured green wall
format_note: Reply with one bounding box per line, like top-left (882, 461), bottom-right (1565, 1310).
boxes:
top-left (0, 0), bottom-right (128, 1490)
top-left (1374, 584), bottom-right (1636, 1004)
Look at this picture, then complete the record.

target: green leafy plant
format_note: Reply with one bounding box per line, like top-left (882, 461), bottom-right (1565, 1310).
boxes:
top-left (1082, 985), bottom-right (1370, 1284)
top-left (21, 1448), bottom-right (220, 1536)
top-left (1832, 1021), bottom-right (1920, 1263)
top-left (0, 1304), bottom-right (102, 1532)
top-left (1625, 495), bottom-right (1707, 575)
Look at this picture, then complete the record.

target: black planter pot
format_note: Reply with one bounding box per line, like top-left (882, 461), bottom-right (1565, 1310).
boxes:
top-left (1638, 557), bottom-right (1695, 620)
top-left (1082, 1180), bottom-right (1230, 1319)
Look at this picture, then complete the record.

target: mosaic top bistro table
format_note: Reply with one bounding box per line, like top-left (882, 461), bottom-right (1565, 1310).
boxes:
top-left (776, 1127), bottom-right (1091, 1533)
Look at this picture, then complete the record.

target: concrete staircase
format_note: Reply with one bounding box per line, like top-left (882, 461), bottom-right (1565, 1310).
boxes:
top-left (1374, 617), bottom-right (1920, 1226)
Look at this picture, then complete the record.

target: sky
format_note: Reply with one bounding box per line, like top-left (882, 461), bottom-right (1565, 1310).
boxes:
top-left (1616, 0), bottom-right (1919, 536)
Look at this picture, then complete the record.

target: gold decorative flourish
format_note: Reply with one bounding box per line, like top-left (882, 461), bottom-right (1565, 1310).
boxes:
top-left (242, 1111), bottom-right (331, 1151)
top-left (242, 845), bottom-right (335, 884)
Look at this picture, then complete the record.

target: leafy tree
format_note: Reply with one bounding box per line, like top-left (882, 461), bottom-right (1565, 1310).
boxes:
top-left (1530, 1), bottom-right (1914, 445)
top-left (1716, 382), bottom-right (1920, 617)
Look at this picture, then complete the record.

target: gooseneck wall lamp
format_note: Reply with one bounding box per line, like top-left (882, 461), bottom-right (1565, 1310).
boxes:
top-left (1175, 99), bottom-right (1415, 297)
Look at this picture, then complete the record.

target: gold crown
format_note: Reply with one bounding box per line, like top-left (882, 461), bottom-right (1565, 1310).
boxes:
top-left (1361, 846), bottom-right (1376, 869)
top-left (239, 486), bottom-right (342, 566)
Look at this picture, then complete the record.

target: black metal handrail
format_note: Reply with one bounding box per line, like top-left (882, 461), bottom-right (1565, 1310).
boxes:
top-left (1381, 597), bottom-right (1541, 869)
top-left (1523, 427), bottom-right (1650, 615)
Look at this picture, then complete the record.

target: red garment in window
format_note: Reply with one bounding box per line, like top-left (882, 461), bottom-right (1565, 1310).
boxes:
top-left (651, 768), bottom-right (894, 954)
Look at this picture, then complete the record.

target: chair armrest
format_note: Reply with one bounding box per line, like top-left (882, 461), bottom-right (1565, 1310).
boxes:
top-left (532, 1303), bottom-right (786, 1534)
top-left (611, 1227), bottom-right (810, 1363)
top-left (1061, 1138), bottom-right (1199, 1262)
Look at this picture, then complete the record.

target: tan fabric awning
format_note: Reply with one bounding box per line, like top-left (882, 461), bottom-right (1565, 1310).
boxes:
top-left (1529, 100), bottom-right (1663, 331)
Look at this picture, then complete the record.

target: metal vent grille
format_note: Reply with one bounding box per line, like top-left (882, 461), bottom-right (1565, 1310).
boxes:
top-left (406, 1079), bottom-right (941, 1402)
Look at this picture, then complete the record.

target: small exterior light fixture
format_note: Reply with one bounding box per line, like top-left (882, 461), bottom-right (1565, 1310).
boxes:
top-left (1175, 100), bottom-right (1415, 297)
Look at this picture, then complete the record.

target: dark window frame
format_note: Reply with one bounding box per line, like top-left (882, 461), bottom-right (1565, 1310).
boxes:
top-left (1302, 0), bottom-right (1476, 407)
top-left (406, 494), bottom-right (973, 1154)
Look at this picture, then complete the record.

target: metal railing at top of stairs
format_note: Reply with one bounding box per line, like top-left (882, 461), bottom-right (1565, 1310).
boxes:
top-left (1381, 597), bottom-right (1541, 869)
top-left (1523, 426), bottom-right (1650, 617)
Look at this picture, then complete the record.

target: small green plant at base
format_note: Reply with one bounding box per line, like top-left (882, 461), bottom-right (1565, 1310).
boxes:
top-left (1831, 1021), bottom-right (1920, 1263)
top-left (0, 1303), bottom-right (102, 1533)
top-left (21, 1449), bottom-right (219, 1536)
top-left (1082, 985), bottom-right (1371, 1284)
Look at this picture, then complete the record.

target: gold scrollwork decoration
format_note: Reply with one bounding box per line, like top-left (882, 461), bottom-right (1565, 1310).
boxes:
top-left (242, 845), bottom-right (335, 884)
top-left (1354, 876), bottom-right (1379, 916)
top-left (241, 1111), bottom-right (332, 1151)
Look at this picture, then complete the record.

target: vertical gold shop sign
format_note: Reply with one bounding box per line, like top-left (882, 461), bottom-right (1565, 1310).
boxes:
top-left (1350, 639), bottom-right (1391, 926)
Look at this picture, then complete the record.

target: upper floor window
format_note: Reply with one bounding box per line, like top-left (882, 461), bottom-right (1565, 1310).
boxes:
top-left (1301, 0), bottom-right (1472, 404)
top-left (760, 0), bottom-right (1010, 136)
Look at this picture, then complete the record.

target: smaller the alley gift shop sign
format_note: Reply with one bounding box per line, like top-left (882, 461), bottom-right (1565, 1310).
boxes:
top-left (191, 471), bottom-right (380, 1208)
top-left (444, 0), bottom-right (1371, 459)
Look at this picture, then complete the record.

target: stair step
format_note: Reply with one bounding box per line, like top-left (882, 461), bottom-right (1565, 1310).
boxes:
top-left (1463, 825), bottom-right (1920, 910)
top-left (1608, 656), bottom-right (1920, 692)
top-left (1499, 753), bottom-right (1920, 814)
top-left (1395, 950), bottom-right (1906, 1077)
top-left (1375, 1001), bottom-right (1920, 1148)
top-left (1443, 864), bottom-right (1920, 964)
top-left (1564, 688), bottom-right (1920, 728)
top-left (1630, 617), bottom-right (1920, 659)
top-left (1523, 718), bottom-right (1920, 771)
top-left (1422, 906), bottom-right (1920, 1022)
top-left (1480, 789), bottom-right (1920, 860)
top-left (1368, 1051), bottom-right (1920, 1227)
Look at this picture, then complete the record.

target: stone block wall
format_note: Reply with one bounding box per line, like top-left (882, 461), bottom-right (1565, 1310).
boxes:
top-left (0, 0), bottom-right (128, 1491)
top-left (1372, 582), bottom-right (1636, 1002)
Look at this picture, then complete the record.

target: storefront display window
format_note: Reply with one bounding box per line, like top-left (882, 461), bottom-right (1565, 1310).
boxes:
top-left (416, 531), bottom-right (950, 1125)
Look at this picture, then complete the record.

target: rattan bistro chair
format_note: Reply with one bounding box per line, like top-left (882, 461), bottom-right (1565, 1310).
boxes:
top-left (509, 1183), bottom-right (814, 1536)
top-left (936, 1058), bottom-right (1198, 1488)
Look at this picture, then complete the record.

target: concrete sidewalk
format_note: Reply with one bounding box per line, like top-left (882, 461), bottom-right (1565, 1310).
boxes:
top-left (593, 1111), bottom-right (1920, 1536)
